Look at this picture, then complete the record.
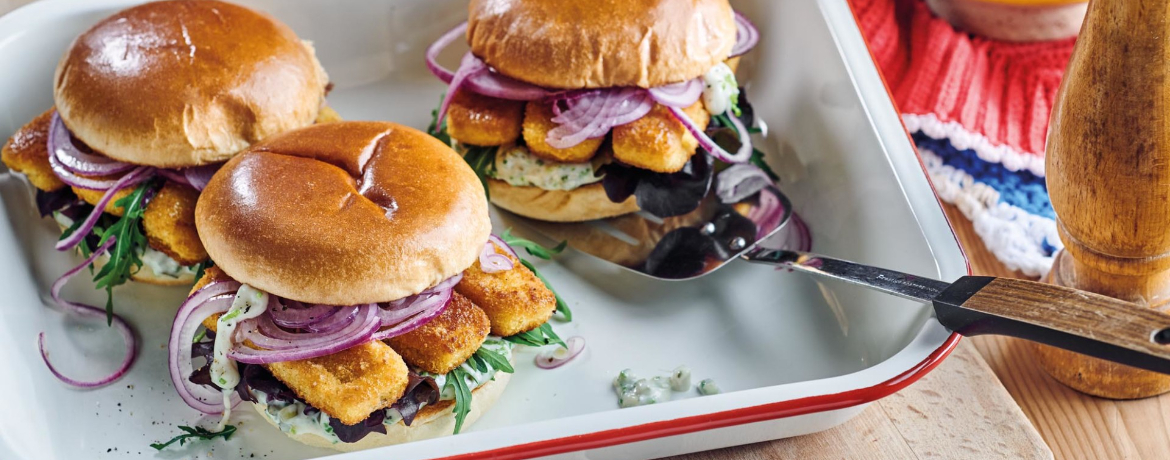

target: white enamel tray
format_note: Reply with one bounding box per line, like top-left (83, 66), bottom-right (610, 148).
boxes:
top-left (0, 0), bottom-right (967, 459)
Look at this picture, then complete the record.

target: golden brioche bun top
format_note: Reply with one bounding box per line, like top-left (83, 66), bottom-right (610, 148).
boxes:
top-left (468, 0), bottom-right (736, 89)
top-left (195, 121), bottom-right (491, 305)
top-left (54, 0), bottom-right (328, 168)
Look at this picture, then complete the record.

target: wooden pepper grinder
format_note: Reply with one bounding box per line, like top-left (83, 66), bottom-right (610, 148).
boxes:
top-left (1040, 0), bottom-right (1170, 399)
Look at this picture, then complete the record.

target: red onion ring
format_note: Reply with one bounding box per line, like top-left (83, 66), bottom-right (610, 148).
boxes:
top-left (370, 295), bottom-right (451, 342)
top-left (54, 166), bottom-right (155, 252)
top-left (425, 22), bottom-right (466, 83)
top-left (546, 88), bottom-right (653, 149)
top-left (168, 280), bottom-right (243, 414)
top-left (183, 164), bottom-right (219, 191)
top-left (646, 79), bottom-right (704, 109)
top-left (435, 52), bottom-right (488, 128)
top-left (535, 336), bottom-right (585, 369)
top-left (487, 235), bottom-right (519, 259)
top-left (716, 164), bottom-right (772, 203)
top-left (238, 305), bottom-right (369, 351)
top-left (665, 105), bottom-right (752, 163)
top-left (267, 298), bottom-right (340, 329)
top-left (730, 11), bottom-right (761, 58)
top-left (427, 22), bottom-right (552, 101)
top-left (229, 304), bottom-right (380, 364)
top-left (156, 168), bottom-right (190, 186)
top-left (480, 239), bottom-right (514, 273)
top-left (38, 237), bottom-right (136, 389)
top-left (47, 113), bottom-right (135, 177)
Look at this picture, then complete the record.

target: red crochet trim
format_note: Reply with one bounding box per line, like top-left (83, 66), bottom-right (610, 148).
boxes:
top-left (849, 0), bottom-right (1075, 160)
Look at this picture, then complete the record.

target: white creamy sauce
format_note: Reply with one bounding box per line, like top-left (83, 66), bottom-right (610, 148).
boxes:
top-left (613, 366), bottom-right (702, 408)
top-left (254, 391), bottom-right (338, 443)
top-left (251, 339), bottom-right (513, 444)
top-left (426, 339), bottom-right (514, 400)
top-left (702, 63), bottom-right (741, 116)
top-left (492, 145), bottom-right (602, 191)
top-left (140, 247), bottom-right (197, 278)
top-left (53, 212), bottom-right (197, 279)
top-left (211, 285), bottom-right (268, 429)
top-left (698, 378), bottom-right (721, 395)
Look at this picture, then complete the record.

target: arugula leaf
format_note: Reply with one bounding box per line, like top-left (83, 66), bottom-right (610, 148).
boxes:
top-left (463, 145), bottom-right (498, 200)
top-left (501, 228), bottom-right (566, 260)
top-left (503, 322), bottom-right (566, 349)
top-left (193, 260), bottom-right (213, 284)
top-left (446, 368), bottom-right (474, 434)
top-left (426, 93), bottom-right (452, 146)
top-left (150, 425), bottom-right (236, 451)
top-left (473, 346), bottom-right (515, 374)
top-left (519, 259), bottom-right (572, 321)
top-left (709, 113), bottom-right (779, 182)
top-left (91, 180), bottom-right (154, 325)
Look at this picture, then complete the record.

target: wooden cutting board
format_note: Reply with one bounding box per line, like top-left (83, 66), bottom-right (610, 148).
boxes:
top-left (673, 340), bottom-right (1051, 459)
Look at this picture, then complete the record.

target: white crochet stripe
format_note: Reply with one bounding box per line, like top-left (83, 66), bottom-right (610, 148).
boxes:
top-left (905, 113), bottom-right (1046, 178)
top-left (919, 147), bottom-right (1061, 278)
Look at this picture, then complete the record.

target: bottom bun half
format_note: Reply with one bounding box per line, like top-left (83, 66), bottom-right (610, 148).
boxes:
top-left (487, 179), bottom-right (639, 222)
top-left (255, 371), bottom-right (512, 453)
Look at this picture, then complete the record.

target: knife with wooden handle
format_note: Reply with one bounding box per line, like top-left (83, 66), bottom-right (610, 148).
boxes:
top-left (747, 249), bottom-right (1170, 374)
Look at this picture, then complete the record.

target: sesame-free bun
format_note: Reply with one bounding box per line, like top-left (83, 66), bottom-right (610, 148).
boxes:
top-left (196, 122), bottom-right (491, 305)
top-left (487, 179), bottom-right (640, 222)
top-left (254, 365), bottom-right (510, 453)
top-left (53, 0), bottom-right (329, 168)
top-left (467, 0), bottom-right (736, 89)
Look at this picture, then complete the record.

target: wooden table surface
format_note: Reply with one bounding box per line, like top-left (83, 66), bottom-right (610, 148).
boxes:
top-left (4, 1), bottom-right (1167, 459)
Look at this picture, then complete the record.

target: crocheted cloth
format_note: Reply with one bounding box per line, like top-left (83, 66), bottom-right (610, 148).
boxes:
top-left (850, 0), bottom-right (1074, 276)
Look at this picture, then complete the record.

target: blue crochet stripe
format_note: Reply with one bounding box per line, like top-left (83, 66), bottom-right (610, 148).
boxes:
top-left (913, 132), bottom-right (1054, 220)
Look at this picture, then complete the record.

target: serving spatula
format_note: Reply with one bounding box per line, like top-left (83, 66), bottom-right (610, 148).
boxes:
top-left (499, 188), bottom-right (1170, 375)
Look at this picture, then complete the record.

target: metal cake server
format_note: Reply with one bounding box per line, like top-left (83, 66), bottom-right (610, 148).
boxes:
top-left (500, 187), bottom-right (1170, 374)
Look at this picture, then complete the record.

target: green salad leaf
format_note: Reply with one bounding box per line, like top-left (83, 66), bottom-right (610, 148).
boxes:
top-left (503, 322), bottom-right (565, 349)
top-left (150, 425), bottom-right (236, 451)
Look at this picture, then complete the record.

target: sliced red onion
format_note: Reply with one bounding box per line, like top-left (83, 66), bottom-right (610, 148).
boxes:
top-left (435, 52), bottom-right (488, 128)
top-left (666, 105), bottom-right (752, 163)
top-left (546, 88), bottom-right (653, 149)
top-left (39, 237), bottom-right (136, 389)
top-left (426, 22), bottom-right (551, 102)
top-left (267, 298), bottom-right (340, 329)
top-left (229, 304), bottom-right (380, 364)
top-left (716, 164), bottom-right (772, 204)
top-left (488, 234), bottom-right (519, 258)
top-left (535, 336), bottom-right (585, 369)
top-left (183, 164), bottom-right (219, 191)
top-left (168, 280), bottom-right (243, 414)
top-left (370, 296), bottom-right (451, 342)
top-left (237, 305), bottom-right (369, 351)
top-left (47, 113), bottom-right (135, 177)
top-left (156, 168), bottom-right (190, 186)
top-left (425, 21), bottom-right (466, 83)
top-left (480, 240), bottom-right (514, 273)
top-left (646, 79), bottom-right (703, 108)
top-left (748, 187), bottom-right (790, 241)
top-left (771, 211), bottom-right (812, 252)
top-left (55, 166), bottom-right (155, 252)
top-left (730, 11), bottom-right (761, 58)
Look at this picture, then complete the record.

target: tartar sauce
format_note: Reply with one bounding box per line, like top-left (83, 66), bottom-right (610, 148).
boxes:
top-left (492, 145), bottom-right (602, 191)
top-left (613, 366), bottom-right (723, 407)
top-left (53, 211), bottom-right (195, 279)
top-left (211, 285), bottom-right (268, 428)
top-left (426, 339), bottom-right (514, 399)
top-left (702, 63), bottom-right (741, 116)
top-left (698, 379), bottom-right (721, 395)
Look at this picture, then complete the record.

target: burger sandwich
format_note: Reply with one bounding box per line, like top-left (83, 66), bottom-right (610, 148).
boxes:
top-left (2, 0), bottom-right (333, 387)
top-left (424, 0), bottom-right (774, 225)
top-left (168, 121), bottom-right (566, 451)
